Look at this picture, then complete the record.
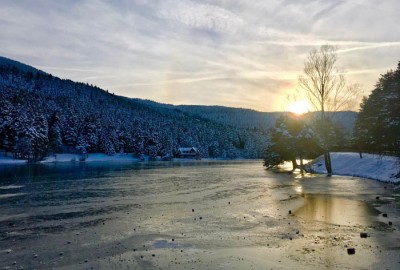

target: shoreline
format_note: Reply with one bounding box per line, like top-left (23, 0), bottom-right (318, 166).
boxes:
top-left (0, 153), bottom-right (251, 165)
top-left (1, 151), bottom-right (399, 183)
top-left (307, 152), bottom-right (400, 183)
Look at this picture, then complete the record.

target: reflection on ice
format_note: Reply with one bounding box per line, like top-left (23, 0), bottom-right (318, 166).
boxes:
top-left (295, 194), bottom-right (380, 226)
top-left (295, 185), bottom-right (303, 193)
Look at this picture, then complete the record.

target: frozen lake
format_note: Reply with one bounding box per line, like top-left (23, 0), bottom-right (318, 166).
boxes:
top-left (0, 160), bottom-right (399, 269)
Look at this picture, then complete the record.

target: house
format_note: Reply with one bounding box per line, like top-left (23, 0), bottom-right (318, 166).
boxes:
top-left (175, 147), bottom-right (201, 159)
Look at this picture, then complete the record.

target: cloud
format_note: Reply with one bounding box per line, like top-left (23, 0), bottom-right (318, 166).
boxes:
top-left (337, 42), bottom-right (400, 53)
top-left (0, 0), bottom-right (399, 111)
top-left (156, 0), bottom-right (244, 35)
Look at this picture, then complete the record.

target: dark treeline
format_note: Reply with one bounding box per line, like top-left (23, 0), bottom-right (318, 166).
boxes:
top-left (353, 62), bottom-right (400, 156)
top-left (263, 112), bottom-right (350, 169)
top-left (0, 57), bottom-right (268, 161)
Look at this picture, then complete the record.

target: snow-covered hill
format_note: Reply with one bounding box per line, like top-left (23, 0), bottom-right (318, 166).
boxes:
top-left (0, 56), bottom-right (269, 160)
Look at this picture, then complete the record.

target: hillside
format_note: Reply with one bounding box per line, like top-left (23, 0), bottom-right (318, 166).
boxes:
top-left (0, 57), bottom-right (269, 160)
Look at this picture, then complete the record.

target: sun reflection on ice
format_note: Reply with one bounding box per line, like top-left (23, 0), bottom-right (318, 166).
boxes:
top-left (295, 185), bottom-right (303, 194)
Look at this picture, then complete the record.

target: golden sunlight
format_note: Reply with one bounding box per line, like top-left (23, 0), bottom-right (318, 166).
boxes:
top-left (287, 100), bottom-right (310, 115)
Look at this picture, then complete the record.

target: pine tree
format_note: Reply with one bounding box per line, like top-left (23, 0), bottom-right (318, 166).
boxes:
top-left (13, 110), bottom-right (32, 159)
top-left (31, 114), bottom-right (49, 161)
top-left (264, 113), bottom-right (320, 170)
top-left (0, 100), bottom-right (17, 155)
top-left (48, 112), bottom-right (62, 153)
top-left (208, 141), bottom-right (219, 158)
top-left (99, 128), bottom-right (116, 156)
top-left (354, 62), bottom-right (400, 155)
top-left (63, 114), bottom-right (79, 152)
top-left (103, 138), bottom-right (116, 156)
top-left (14, 136), bottom-right (32, 159)
top-left (82, 115), bottom-right (99, 152)
top-left (75, 134), bottom-right (88, 155)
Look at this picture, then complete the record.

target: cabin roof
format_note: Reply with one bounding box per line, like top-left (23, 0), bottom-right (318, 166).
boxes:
top-left (177, 147), bottom-right (199, 152)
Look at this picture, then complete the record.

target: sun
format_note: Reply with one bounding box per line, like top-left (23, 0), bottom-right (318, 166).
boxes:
top-left (288, 100), bottom-right (310, 115)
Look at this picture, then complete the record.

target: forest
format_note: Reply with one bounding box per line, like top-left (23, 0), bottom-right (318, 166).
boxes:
top-left (0, 57), bottom-right (269, 161)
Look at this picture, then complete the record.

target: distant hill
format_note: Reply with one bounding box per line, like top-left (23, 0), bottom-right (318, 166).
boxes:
top-left (175, 105), bottom-right (357, 133)
top-left (130, 99), bottom-right (357, 132)
top-left (128, 99), bottom-right (281, 130)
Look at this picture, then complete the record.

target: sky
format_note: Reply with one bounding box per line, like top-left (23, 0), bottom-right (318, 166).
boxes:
top-left (1, 0), bottom-right (399, 112)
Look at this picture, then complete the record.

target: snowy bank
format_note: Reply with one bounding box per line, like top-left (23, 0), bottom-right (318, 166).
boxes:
top-left (0, 153), bottom-right (141, 164)
top-left (0, 153), bottom-right (250, 165)
top-left (309, 152), bottom-right (400, 183)
top-left (41, 153), bottom-right (141, 163)
top-left (0, 154), bottom-right (27, 164)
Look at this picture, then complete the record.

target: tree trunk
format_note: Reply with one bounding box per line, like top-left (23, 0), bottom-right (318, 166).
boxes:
top-left (291, 158), bottom-right (298, 171)
top-left (324, 151), bottom-right (332, 175)
top-left (300, 157), bottom-right (304, 172)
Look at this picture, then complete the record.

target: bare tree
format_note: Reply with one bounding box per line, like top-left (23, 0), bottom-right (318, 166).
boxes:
top-left (297, 45), bottom-right (362, 174)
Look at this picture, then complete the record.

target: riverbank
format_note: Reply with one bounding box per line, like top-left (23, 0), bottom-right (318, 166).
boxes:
top-left (0, 153), bottom-right (141, 164)
top-left (0, 153), bottom-right (246, 165)
top-left (2, 151), bottom-right (399, 184)
top-left (308, 152), bottom-right (400, 183)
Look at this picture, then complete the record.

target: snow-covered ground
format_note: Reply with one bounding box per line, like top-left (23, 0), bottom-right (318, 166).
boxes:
top-left (0, 153), bottom-right (141, 164)
top-left (0, 153), bottom-right (240, 165)
top-left (309, 152), bottom-right (400, 183)
top-left (0, 154), bottom-right (27, 164)
top-left (42, 153), bottom-right (141, 163)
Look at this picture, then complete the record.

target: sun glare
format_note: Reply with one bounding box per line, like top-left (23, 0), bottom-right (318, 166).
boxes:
top-left (288, 100), bottom-right (309, 115)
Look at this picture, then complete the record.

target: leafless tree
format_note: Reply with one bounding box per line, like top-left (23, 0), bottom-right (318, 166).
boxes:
top-left (299, 45), bottom-right (361, 116)
top-left (297, 45), bottom-right (362, 174)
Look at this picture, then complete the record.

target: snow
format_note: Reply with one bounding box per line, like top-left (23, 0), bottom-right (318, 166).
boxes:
top-left (309, 152), bottom-right (400, 183)
top-left (0, 153), bottom-right (244, 165)
top-left (0, 155), bottom-right (27, 164)
top-left (0, 153), bottom-right (140, 164)
top-left (42, 153), bottom-right (141, 163)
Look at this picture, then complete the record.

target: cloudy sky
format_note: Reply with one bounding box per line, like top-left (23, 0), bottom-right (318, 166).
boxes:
top-left (1, 0), bottom-right (399, 111)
